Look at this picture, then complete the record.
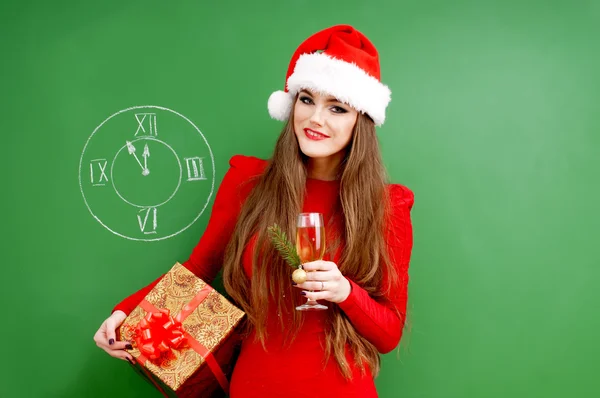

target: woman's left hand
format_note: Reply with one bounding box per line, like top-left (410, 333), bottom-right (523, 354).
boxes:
top-left (293, 261), bottom-right (351, 303)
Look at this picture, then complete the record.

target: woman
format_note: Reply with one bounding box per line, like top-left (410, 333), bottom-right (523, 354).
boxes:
top-left (94, 24), bottom-right (414, 397)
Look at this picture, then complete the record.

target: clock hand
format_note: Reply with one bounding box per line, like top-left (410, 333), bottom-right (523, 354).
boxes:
top-left (126, 141), bottom-right (145, 172)
top-left (142, 144), bottom-right (150, 176)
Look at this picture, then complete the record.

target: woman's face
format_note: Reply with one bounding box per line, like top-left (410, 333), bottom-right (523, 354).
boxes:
top-left (293, 89), bottom-right (359, 161)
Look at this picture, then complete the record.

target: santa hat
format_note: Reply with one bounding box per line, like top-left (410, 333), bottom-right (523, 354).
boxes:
top-left (268, 24), bottom-right (391, 126)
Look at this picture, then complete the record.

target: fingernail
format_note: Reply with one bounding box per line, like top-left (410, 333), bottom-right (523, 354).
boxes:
top-left (109, 338), bottom-right (115, 345)
top-left (301, 291), bottom-right (306, 296)
top-left (126, 344), bottom-right (133, 350)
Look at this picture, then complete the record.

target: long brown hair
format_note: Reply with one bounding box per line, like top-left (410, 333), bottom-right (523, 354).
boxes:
top-left (222, 100), bottom-right (398, 379)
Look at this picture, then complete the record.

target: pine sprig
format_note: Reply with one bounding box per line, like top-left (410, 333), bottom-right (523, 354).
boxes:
top-left (267, 223), bottom-right (301, 269)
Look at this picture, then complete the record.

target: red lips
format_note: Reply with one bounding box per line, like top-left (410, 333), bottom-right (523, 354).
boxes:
top-left (304, 128), bottom-right (329, 141)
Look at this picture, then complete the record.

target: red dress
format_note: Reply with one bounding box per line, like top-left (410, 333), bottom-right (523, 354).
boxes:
top-left (113, 155), bottom-right (415, 398)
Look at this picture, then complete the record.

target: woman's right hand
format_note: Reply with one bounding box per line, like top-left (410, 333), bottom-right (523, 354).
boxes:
top-left (93, 310), bottom-right (133, 362)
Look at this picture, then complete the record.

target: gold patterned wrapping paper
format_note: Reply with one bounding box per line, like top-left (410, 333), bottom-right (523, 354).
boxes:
top-left (118, 262), bottom-right (245, 396)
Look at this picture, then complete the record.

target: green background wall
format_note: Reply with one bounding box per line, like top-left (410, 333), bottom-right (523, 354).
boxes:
top-left (2, 1), bottom-right (599, 397)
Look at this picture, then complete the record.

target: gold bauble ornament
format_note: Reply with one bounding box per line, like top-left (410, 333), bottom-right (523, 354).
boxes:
top-left (292, 268), bottom-right (307, 284)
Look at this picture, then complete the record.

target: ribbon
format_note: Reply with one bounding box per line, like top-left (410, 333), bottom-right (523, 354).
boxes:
top-left (132, 284), bottom-right (230, 395)
top-left (134, 308), bottom-right (186, 361)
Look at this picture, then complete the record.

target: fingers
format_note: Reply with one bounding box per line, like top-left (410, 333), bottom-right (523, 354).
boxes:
top-left (95, 335), bottom-right (134, 362)
top-left (105, 317), bottom-right (125, 347)
top-left (105, 320), bottom-right (117, 347)
top-left (294, 281), bottom-right (326, 291)
top-left (105, 310), bottom-right (127, 344)
top-left (110, 349), bottom-right (135, 362)
top-left (94, 313), bottom-right (134, 362)
top-left (97, 339), bottom-right (135, 362)
top-left (303, 270), bottom-right (336, 282)
top-left (94, 328), bottom-right (132, 351)
top-left (302, 267), bottom-right (344, 283)
top-left (301, 261), bottom-right (336, 272)
top-left (93, 322), bottom-right (111, 349)
top-left (110, 340), bottom-right (133, 351)
top-left (293, 273), bottom-right (352, 303)
top-left (292, 262), bottom-right (343, 297)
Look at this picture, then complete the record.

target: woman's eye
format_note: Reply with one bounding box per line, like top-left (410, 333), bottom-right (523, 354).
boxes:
top-left (299, 96), bottom-right (313, 105)
top-left (331, 106), bottom-right (347, 114)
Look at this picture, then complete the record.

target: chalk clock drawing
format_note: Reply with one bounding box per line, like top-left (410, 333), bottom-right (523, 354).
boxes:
top-left (79, 106), bottom-right (215, 241)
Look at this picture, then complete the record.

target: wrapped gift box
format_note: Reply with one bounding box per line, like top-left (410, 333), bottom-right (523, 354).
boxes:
top-left (118, 262), bottom-right (245, 397)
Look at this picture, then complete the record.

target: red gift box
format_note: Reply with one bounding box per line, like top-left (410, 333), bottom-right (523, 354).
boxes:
top-left (118, 262), bottom-right (245, 397)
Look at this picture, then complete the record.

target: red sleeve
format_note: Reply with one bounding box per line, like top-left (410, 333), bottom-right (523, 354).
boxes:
top-left (112, 155), bottom-right (267, 315)
top-left (337, 184), bottom-right (414, 353)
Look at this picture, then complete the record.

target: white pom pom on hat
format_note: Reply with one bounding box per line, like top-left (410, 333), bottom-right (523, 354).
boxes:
top-left (267, 90), bottom-right (294, 122)
top-left (267, 24), bottom-right (391, 127)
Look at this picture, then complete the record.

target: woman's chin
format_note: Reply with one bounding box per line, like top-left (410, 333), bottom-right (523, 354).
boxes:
top-left (300, 148), bottom-right (332, 159)
top-left (298, 143), bottom-right (334, 159)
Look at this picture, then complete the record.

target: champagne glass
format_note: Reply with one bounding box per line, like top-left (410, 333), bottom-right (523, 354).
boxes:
top-left (295, 213), bottom-right (328, 311)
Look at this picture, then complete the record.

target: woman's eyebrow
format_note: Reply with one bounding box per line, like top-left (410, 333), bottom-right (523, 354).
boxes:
top-left (299, 89), bottom-right (342, 104)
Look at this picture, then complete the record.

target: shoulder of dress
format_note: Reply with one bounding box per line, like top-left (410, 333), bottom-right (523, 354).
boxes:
top-left (228, 154), bottom-right (269, 179)
top-left (386, 183), bottom-right (415, 210)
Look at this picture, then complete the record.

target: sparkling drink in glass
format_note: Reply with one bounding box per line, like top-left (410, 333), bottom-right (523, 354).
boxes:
top-left (295, 213), bottom-right (328, 311)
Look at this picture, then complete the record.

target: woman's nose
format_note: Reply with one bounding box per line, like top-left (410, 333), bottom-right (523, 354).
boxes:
top-left (309, 106), bottom-right (324, 126)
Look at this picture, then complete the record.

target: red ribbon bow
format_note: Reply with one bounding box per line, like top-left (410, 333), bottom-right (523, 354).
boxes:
top-left (134, 308), bottom-right (187, 361)
top-left (127, 284), bottom-right (231, 396)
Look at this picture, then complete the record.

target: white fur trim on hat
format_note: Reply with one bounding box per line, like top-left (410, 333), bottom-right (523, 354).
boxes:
top-left (268, 90), bottom-right (294, 122)
top-left (269, 52), bottom-right (391, 126)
